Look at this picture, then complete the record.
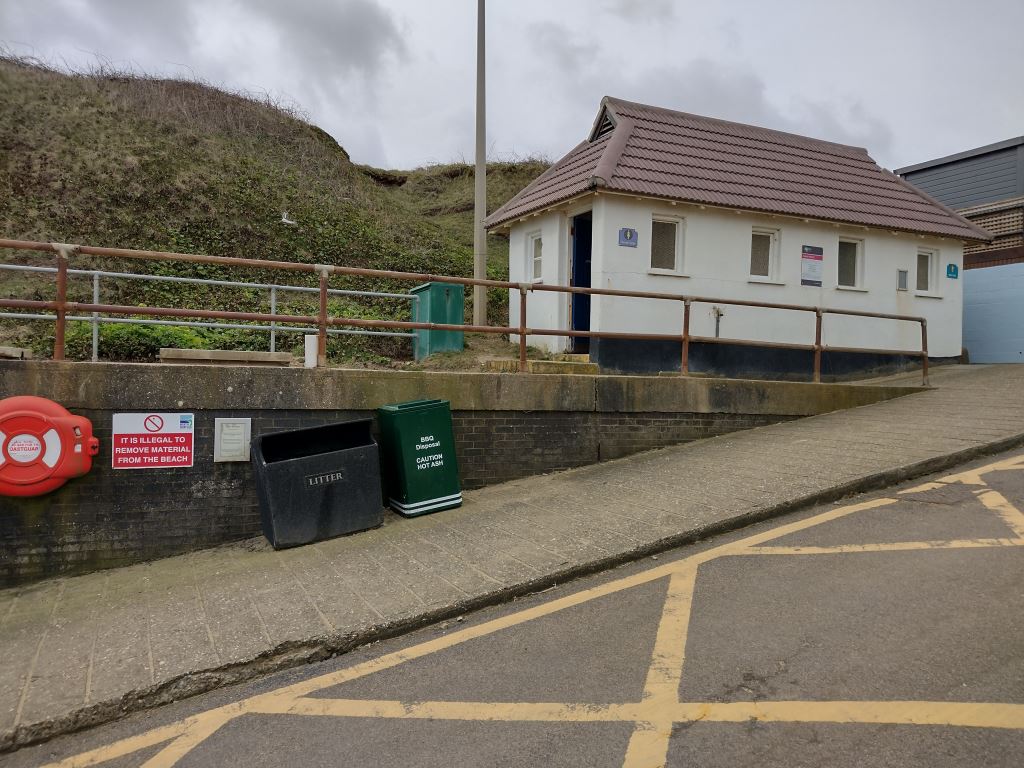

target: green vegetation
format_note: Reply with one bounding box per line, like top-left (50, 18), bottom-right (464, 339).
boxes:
top-left (0, 56), bottom-right (547, 363)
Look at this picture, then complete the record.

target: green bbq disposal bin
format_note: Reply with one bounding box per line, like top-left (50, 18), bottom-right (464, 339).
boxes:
top-left (377, 399), bottom-right (462, 516)
top-left (411, 282), bottom-right (464, 361)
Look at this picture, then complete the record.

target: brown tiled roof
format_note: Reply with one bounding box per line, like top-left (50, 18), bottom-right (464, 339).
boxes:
top-left (486, 97), bottom-right (991, 242)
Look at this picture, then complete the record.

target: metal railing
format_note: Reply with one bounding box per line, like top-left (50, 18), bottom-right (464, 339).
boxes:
top-left (0, 263), bottom-right (415, 362)
top-left (0, 238), bottom-right (929, 384)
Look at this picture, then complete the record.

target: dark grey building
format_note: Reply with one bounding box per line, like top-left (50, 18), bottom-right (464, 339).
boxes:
top-left (896, 138), bottom-right (1024, 364)
top-left (895, 136), bottom-right (1024, 210)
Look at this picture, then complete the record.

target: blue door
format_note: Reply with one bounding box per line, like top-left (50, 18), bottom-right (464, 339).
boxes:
top-left (571, 213), bottom-right (592, 353)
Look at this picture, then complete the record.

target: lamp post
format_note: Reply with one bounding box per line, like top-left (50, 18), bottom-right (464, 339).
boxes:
top-left (472, 0), bottom-right (487, 326)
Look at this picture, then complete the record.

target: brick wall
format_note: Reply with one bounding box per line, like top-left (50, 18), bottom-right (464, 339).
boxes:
top-left (1, 406), bottom-right (791, 585)
top-left (453, 411), bottom-right (787, 488)
top-left (1, 361), bottom-right (912, 586)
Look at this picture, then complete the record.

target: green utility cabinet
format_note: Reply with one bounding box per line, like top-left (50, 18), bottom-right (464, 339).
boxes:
top-left (376, 399), bottom-right (462, 516)
top-left (411, 282), bottom-right (464, 361)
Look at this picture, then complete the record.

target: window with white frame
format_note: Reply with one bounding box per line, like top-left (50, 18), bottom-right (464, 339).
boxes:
top-left (750, 228), bottom-right (779, 280)
top-left (916, 248), bottom-right (935, 293)
top-left (650, 216), bottom-right (684, 271)
top-left (837, 239), bottom-right (863, 288)
top-left (528, 232), bottom-right (543, 281)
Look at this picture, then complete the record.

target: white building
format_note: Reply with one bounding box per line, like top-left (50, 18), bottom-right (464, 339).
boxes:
top-left (486, 98), bottom-right (990, 378)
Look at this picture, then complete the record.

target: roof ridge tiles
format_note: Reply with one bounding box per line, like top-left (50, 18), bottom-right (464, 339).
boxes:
top-left (604, 95), bottom-right (869, 156)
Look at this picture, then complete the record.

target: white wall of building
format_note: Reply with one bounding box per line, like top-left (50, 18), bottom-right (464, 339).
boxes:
top-left (506, 193), bottom-right (964, 358)
top-left (507, 208), bottom-right (572, 352)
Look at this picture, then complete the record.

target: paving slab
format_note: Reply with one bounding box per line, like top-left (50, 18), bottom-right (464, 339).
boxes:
top-left (3, 364), bottom-right (1024, 752)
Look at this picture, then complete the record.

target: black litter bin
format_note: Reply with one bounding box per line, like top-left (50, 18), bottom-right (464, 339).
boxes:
top-left (251, 418), bottom-right (383, 548)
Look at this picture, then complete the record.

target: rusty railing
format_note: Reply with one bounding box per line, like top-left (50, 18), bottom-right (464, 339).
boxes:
top-left (0, 239), bottom-right (929, 384)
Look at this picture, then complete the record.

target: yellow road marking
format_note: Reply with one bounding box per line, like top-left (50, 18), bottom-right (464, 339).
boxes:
top-left (40, 722), bottom-right (190, 768)
top-left (746, 538), bottom-right (1024, 556)
top-left (976, 489), bottom-right (1024, 538)
top-left (257, 697), bottom-right (632, 722)
top-left (242, 697), bottom-right (1024, 731)
top-left (682, 700), bottom-right (1024, 729)
top-left (899, 481), bottom-right (946, 495)
top-left (938, 455), bottom-right (1024, 487)
top-left (37, 454), bottom-right (1024, 768)
top-left (137, 711), bottom-right (238, 768)
top-left (622, 569), bottom-right (698, 768)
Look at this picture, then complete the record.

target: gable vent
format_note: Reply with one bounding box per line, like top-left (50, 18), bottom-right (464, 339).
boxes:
top-left (590, 109), bottom-right (616, 142)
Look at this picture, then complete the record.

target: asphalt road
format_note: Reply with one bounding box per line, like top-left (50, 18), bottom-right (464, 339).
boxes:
top-left (10, 449), bottom-right (1024, 768)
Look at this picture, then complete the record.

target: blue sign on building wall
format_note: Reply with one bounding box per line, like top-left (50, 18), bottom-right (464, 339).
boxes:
top-left (947, 263), bottom-right (959, 279)
top-left (618, 228), bottom-right (638, 247)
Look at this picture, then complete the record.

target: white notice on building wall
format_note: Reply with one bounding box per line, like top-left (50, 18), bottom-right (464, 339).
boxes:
top-left (112, 412), bottom-right (194, 469)
top-left (801, 245), bottom-right (824, 287)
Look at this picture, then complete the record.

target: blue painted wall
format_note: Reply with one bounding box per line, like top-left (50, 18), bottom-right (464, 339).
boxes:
top-left (963, 263), bottom-right (1024, 363)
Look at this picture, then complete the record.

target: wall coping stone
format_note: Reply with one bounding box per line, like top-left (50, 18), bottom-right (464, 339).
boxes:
top-left (158, 348), bottom-right (294, 366)
top-left (0, 361), bottom-right (921, 416)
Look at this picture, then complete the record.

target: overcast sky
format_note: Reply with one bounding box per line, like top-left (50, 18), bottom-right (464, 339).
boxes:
top-left (3, 0), bottom-right (1022, 171)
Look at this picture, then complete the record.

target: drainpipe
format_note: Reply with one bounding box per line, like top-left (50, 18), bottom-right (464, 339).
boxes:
top-left (712, 306), bottom-right (724, 338)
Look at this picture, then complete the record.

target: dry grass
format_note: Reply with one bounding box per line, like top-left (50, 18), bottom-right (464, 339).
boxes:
top-left (0, 53), bottom-right (549, 361)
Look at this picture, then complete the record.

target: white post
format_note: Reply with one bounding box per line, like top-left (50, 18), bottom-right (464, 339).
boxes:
top-left (304, 334), bottom-right (318, 368)
top-left (472, 0), bottom-right (487, 326)
top-left (269, 285), bottom-right (277, 353)
top-left (91, 273), bottom-right (99, 362)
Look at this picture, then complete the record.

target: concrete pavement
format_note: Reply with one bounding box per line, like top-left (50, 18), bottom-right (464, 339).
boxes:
top-left (3, 364), bottom-right (1024, 753)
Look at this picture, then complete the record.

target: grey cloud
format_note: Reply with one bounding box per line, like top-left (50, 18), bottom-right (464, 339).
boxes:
top-left (556, 58), bottom-right (895, 163)
top-left (2, 0), bottom-right (405, 84)
top-left (600, 0), bottom-right (676, 23)
top-left (0, 0), bottom-right (192, 69)
top-left (527, 22), bottom-right (587, 74)
top-left (246, 0), bottom-right (406, 81)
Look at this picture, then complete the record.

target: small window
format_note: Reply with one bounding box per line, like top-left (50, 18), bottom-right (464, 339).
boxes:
top-left (750, 228), bottom-right (778, 279)
top-left (897, 269), bottom-right (909, 291)
top-left (916, 249), bottom-right (934, 292)
top-left (650, 217), bottom-right (682, 271)
top-left (837, 239), bottom-right (861, 288)
top-left (529, 233), bottom-right (542, 281)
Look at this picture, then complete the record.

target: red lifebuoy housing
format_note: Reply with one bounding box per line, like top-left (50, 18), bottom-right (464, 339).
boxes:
top-left (0, 396), bottom-right (99, 497)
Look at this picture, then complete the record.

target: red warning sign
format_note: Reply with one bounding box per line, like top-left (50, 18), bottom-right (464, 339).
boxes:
top-left (112, 412), bottom-right (194, 469)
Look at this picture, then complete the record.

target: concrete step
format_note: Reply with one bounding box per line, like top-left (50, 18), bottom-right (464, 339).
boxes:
top-left (553, 353), bottom-right (591, 363)
top-left (482, 358), bottom-right (599, 375)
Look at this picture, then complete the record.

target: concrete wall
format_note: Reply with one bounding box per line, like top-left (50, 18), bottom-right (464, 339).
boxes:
top-left (0, 361), bottom-right (916, 585)
top-left (963, 262), bottom-right (1024, 363)
top-left (508, 194), bottom-right (964, 360)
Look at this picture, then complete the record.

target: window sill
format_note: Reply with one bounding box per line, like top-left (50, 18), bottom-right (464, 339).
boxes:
top-left (914, 290), bottom-right (942, 299)
top-left (647, 269), bottom-right (689, 278)
top-left (748, 278), bottom-right (785, 286)
top-left (530, 279), bottom-right (544, 285)
top-left (836, 285), bottom-right (868, 293)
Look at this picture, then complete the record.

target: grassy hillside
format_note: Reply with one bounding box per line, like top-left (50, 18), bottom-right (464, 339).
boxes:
top-left (0, 56), bottom-right (547, 362)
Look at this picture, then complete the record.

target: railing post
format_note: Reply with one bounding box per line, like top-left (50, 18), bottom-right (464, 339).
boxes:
top-left (53, 246), bottom-right (72, 361)
top-left (813, 309), bottom-right (823, 383)
top-left (91, 272), bottom-right (100, 362)
top-left (681, 299), bottom-right (691, 376)
top-left (518, 285), bottom-right (528, 373)
top-left (317, 268), bottom-right (329, 368)
top-left (921, 319), bottom-right (929, 386)
top-left (269, 285), bottom-right (277, 353)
